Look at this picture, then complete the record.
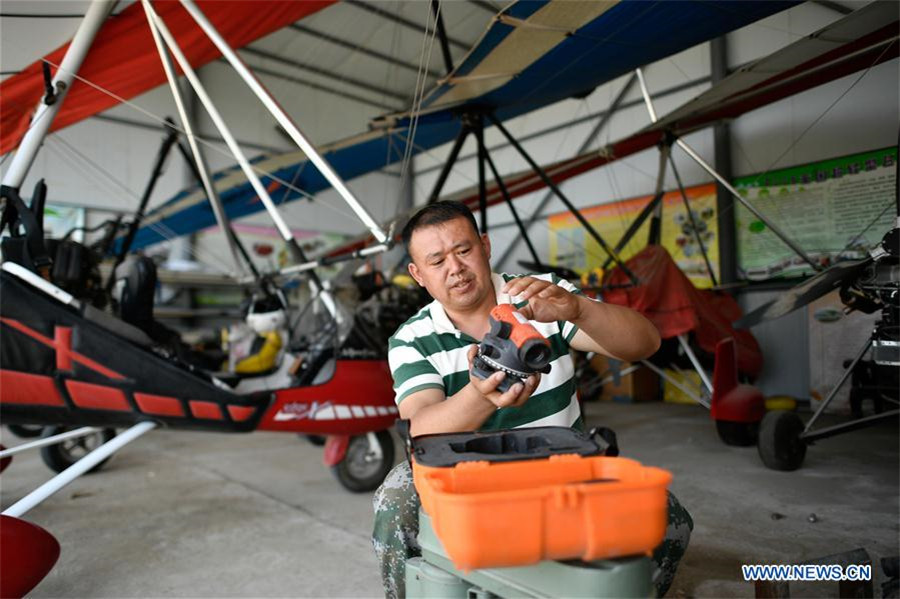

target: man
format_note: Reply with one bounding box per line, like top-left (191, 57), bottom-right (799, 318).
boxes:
top-left (372, 201), bottom-right (692, 598)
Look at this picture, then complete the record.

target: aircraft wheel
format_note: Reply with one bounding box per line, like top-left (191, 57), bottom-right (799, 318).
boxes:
top-left (715, 419), bottom-right (759, 446)
top-left (757, 410), bottom-right (807, 471)
top-left (6, 424), bottom-right (44, 438)
top-left (331, 430), bottom-right (394, 493)
top-left (40, 427), bottom-right (117, 474)
top-left (302, 434), bottom-right (326, 446)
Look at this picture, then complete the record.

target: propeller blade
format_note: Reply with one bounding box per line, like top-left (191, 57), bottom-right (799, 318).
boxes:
top-left (517, 260), bottom-right (580, 281)
top-left (735, 257), bottom-right (873, 328)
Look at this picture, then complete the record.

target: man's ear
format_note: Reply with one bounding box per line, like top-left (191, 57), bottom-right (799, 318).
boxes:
top-left (408, 262), bottom-right (425, 287)
top-left (481, 233), bottom-right (491, 259)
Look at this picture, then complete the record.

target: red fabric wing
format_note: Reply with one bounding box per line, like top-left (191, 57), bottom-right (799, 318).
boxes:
top-left (1, 0), bottom-right (334, 155)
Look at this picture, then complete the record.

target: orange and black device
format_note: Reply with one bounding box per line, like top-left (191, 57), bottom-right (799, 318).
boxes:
top-left (471, 304), bottom-right (552, 392)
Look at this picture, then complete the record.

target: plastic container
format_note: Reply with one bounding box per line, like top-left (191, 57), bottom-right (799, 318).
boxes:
top-left (412, 452), bottom-right (671, 571)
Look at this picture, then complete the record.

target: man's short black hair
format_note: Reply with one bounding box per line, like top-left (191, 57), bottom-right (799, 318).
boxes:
top-left (401, 201), bottom-right (480, 251)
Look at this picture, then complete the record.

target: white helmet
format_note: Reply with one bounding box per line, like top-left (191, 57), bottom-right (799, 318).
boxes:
top-left (246, 309), bottom-right (286, 334)
top-left (245, 293), bottom-right (287, 334)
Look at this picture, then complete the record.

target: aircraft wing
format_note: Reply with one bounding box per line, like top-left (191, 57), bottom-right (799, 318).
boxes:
top-left (429, 1), bottom-right (900, 222)
top-left (129, 0), bottom-right (797, 250)
top-left (0, 1), bottom-right (334, 156)
top-left (322, 1), bottom-right (897, 260)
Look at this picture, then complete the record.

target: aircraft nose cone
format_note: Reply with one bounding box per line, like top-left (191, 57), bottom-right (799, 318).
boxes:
top-left (0, 515), bottom-right (60, 598)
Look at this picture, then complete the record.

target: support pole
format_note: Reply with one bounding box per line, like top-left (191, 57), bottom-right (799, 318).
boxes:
top-left (0, 427), bottom-right (99, 459)
top-left (474, 116), bottom-right (488, 234)
top-left (494, 73), bottom-right (638, 270)
top-left (802, 333), bottom-right (871, 434)
top-left (178, 0), bottom-right (387, 244)
top-left (677, 334), bottom-right (713, 394)
top-left (430, 0), bottom-right (454, 75)
top-left (481, 142), bottom-right (541, 265)
top-left (669, 152), bottom-right (718, 286)
top-left (603, 142), bottom-right (668, 272)
top-left (1, 0), bottom-right (115, 190)
top-left (142, 1), bottom-right (335, 317)
top-left (602, 191), bottom-right (664, 271)
top-left (646, 143), bottom-right (670, 247)
top-left (640, 359), bottom-right (710, 409)
top-left (142, 7), bottom-right (247, 278)
top-left (3, 421), bottom-right (157, 518)
top-left (488, 114), bottom-right (638, 284)
top-left (711, 36), bottom-right (737, 285)
top-left (634, 68), bottom-right (820, 271)
top-left (174, 140), bottom-right (260, 280)
top-left (427, 125), bottom-right (470, 204)
top-left (107, 120), bottom-right (179, 292)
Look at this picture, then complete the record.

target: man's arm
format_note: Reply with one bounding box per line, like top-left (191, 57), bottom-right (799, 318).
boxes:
top-left (399, 346), bottom-right (540, 436)
top-left (568, 297), bottom-right (660, 361)
top-left (502, 276), bottom-right (660, 362)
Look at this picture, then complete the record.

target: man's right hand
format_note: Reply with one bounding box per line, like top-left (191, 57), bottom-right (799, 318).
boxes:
top-left (467, 345), bottom-right (540, 409)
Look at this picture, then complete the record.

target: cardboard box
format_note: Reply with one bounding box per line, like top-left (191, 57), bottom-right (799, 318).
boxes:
top-left (587, 355), bottom-right (660, 403)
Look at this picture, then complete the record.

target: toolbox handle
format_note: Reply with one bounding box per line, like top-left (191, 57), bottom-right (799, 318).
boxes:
top-left (589, 426), bottom-right (620, 457)
top-left (395, 419), bottom-right (413, 464)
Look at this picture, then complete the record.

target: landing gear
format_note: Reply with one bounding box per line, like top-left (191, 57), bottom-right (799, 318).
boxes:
top-left (757, 411), bottom-right (807, 471)
top-left (331, 430), bottom-right (394, 493)
top-left (40, 426), bottom-right (117, 474)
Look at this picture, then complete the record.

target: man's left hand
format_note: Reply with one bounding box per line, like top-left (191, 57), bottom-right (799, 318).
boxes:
top-left (502, 276), bottom-right (582, 323)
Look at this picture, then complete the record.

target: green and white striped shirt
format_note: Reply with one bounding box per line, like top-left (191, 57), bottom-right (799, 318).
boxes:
top-left (388, 272), bottom-right (588, 431)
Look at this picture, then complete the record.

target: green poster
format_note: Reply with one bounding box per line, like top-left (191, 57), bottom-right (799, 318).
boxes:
top-left (733, 147), bottom-right (896, 280)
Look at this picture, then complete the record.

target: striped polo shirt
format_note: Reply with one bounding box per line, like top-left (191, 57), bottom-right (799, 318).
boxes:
top-left (388, 272), bottom-right (587, 431)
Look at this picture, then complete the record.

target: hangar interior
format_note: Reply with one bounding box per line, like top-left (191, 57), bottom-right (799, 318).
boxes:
top-left (0, 0), bottom-right (898, 597)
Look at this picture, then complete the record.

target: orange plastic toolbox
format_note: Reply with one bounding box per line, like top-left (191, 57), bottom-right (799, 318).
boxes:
top-left (409, 427), bottom-right (671, 571)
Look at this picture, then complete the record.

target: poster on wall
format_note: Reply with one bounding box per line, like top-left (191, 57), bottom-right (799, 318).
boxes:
top-left (734, 146), bottom-right (897, 281)
top-left (548, 183), bottom-right (719, 289)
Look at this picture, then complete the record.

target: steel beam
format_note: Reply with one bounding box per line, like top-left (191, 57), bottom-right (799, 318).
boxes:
top-left (494, 74), bottom-right (638, 270)
top-left (289, 23), bottom-right (442, 79)
top-left (711, 35), bottom-right (737, 285)
top-left (345, 0), bottom-right (469, 51)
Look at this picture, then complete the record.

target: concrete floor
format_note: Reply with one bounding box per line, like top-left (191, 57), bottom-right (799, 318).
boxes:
top-left (2, 401), bottom-right (897, 598)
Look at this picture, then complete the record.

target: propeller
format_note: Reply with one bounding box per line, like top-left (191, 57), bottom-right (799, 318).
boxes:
top-left (734, 256), bottom-right (873, 328)
top-left (517, 260), bottom-right (580, 281)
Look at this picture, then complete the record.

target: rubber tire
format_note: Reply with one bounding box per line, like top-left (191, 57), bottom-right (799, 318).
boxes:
top-left (715, 419), bottom-right (759, 447)
top-left (39, 426), bottom-right (117, 474)
top-left (757, 410), bottom-right (807, 471)
top-left (330, 430), bottom-right (395, 493)
top-left (303, 434), bottom-right (327, 447)
top-left (6, 424), bottom-right (44, 438)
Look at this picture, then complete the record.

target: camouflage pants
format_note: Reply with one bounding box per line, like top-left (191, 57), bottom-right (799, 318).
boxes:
top-left (372, 460), bottom-right (693, 598)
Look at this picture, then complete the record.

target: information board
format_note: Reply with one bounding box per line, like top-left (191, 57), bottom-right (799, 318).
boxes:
top-left (734, 147), bottom-right (897, 280)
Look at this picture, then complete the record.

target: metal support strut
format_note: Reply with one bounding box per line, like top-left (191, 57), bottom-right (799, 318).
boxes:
top-left (634, 68), bottom-right (820, 271)
top-left (488, 114), bottom-right (639, 285)
top-left (178, 0), bottom-right (388, 245)
top-left (3, 421), bottom-right (157, 518)
top-left (142, 9), bottom-right (248, 278)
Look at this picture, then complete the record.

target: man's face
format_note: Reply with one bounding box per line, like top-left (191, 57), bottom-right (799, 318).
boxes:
top-left (407, 217), bottom-right (493, 312)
